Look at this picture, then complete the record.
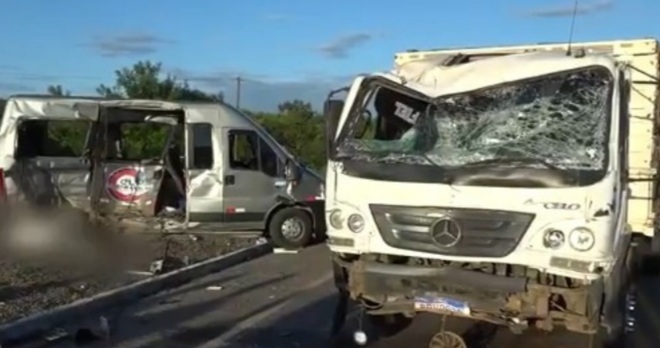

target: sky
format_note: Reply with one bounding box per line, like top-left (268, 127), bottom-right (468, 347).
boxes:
top-left (0, 0), bottom-right (658, 111)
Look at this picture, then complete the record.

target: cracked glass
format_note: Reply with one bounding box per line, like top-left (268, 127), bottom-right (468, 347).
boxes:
top-left (337, 67), bottom-right (612, 171)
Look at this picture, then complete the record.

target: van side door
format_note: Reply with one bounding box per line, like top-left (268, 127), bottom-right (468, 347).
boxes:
top-left (10, 102), bottom-right (98, 208)
top-left (88, 106), bottom-right (177, 219)
top-left (185, 122), bottom-right (225, 222)
top-left (221, 128), bottom-right (283, 230)
top-left (12, 116), bottom-right (95, 208)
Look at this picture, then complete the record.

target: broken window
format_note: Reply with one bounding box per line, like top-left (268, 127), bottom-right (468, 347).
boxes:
top-left (338, 67), bottom-right (612, 171)
top-left (16, 119), bottom-right (92, 158)
top-left (190, 123), bottom-right (214, 169)
top-left (106, 122), bottom-right (170, 161)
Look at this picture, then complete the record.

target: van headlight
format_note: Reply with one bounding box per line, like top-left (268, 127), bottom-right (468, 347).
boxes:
top-left (543, 229), bottom-right (565, 249)
top-left (329, 209), bottom-right (344, 229)
top-left (347, 214), bottom-right (365, 233)
top-left (569, 227), bottom-right (595, 251)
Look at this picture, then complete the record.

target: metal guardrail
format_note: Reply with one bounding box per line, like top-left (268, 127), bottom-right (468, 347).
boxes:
top-left (0, 241), bottom-right (272, 346)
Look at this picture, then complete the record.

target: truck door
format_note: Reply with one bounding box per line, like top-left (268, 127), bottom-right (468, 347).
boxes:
top-left (185, 122), bottom-right (225, 223)
top-left (221, 128), bottom-right (283, 230)
top-left (10, 102), bottom-right (97, 208)
top-left (88, 106), bottom-right (180, 219)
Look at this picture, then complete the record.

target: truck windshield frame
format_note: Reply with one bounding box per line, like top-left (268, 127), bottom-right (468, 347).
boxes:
top-left (332, 65), bottom-right (614, 187)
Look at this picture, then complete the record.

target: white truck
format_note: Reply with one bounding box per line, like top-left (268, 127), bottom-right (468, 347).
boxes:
top-left (323, 38), bottom-right (660, 347)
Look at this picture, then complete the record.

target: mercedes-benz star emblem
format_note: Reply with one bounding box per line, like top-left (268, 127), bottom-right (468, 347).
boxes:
top-left (430, 218), bottom-right (462, 248)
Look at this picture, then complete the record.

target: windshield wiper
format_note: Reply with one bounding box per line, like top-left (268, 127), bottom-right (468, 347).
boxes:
top-left (461, 157), bottom-right (561, 171)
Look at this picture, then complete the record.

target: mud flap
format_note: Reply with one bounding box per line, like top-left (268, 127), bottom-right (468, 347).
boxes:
top-left (330, 289), bottom-right (350, 338)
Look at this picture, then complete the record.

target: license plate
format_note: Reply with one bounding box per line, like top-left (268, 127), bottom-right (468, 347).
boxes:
top-left (413, 296), bottom-right (471, 315)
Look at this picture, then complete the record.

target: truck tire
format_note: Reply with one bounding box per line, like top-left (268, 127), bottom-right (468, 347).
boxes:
top-left (598, 240), bottom-right (638, 347)
top-left (268, 207), bottom-right (313, 250)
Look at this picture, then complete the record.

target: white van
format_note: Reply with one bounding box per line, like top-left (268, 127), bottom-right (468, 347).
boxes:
top-left (0, 95), bottom-right (325, 249)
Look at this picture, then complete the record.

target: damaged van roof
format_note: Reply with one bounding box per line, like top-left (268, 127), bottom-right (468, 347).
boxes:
top-left (378, 51), bottom-right (617, 98)
top-left (3, 95), bottom-right (240, 124)
top-left (0, 95), bottom-right (295, 160)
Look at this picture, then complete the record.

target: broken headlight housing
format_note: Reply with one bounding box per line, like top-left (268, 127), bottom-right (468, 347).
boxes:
top-left (543, 229), bottom-right (565, 249)
top-left (329, 209), bottom-right (344, 229)
top-left (347, 214), bottom-right (365, 233)
top-left (568, 227), bottom-right (595, 251)
top-left (328, 208), bottom-right (365, 233)
top-left (542, 226), bottom-right (596, 252)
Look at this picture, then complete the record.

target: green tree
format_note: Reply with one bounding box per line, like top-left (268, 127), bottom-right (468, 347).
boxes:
top-left (95, 60), bottom-right (225, 158)
top-left (47, 85), bottom-right (71, 97)
top-left (96, 60), bottom-right (220, 102)
top-left (253, 101), bottom-right (325, 170)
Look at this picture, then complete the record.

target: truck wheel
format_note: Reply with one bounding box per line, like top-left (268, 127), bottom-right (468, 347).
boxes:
top-left (598, 243), bottom-right (637, 348)
top-left (268, 207), bottom-right (313, 250)
top-left (368, 313), bottom-right (413, 337)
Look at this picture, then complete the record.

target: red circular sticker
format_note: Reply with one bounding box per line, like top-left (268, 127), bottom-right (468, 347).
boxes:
top-left (106, 167), bottom-right (150, 203)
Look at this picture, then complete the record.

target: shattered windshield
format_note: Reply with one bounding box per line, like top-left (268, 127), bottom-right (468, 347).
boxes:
top-left (337, 67), bottom-right (612, 172)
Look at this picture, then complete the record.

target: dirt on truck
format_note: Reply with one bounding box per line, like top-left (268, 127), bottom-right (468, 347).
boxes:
top-left (323, 38), bottom-right (660, 348)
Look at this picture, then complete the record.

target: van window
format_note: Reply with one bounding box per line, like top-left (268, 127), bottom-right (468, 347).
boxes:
top-left (190, 123), bottom-right (214, 169)
top-left (229, 130), bottom-right (259, 170)
top-left (259, 137), bottom-right (278, 177)
top-left (228, 130), bottom-right (280, 176)
top-left (16, 119), bottom-right (91, 158)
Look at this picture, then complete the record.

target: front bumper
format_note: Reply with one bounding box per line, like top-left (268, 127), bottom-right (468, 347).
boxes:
top-left (333, 256), bottom-right (602, 333)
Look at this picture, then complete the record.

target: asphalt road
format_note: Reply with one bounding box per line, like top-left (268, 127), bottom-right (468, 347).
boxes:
top-left (49, 244), bottom-right (660, 348)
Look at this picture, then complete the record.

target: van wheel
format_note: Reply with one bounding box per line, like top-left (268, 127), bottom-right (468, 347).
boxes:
top-left (268, 207), bottom-right (313, 250)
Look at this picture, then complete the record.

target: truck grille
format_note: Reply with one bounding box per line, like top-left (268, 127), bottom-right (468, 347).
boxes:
top-left (369, 204), bottom-right (534, 258)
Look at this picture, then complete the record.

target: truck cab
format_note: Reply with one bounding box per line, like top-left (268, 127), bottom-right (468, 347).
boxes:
top-left (323, 39), bottom-right (660, 347)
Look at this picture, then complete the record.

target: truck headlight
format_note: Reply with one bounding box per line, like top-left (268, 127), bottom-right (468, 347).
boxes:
top-left (347, 214), bottom-right (365, 233)
top-left (543, 229), bottom-right (565, 249)
top-left (569, 227), bottom-right (595, 251)
top-left (329, 209), bottom-right (343, 229)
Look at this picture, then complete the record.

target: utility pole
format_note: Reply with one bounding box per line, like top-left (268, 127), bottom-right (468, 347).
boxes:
top-left (235, 76), bottom-right (242, 109)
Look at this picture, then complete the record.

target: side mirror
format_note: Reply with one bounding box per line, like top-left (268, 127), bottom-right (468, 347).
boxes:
top-left (284, 158), bottom-right (301, 182)
top-left (323, 99), bottom-right (344, 155)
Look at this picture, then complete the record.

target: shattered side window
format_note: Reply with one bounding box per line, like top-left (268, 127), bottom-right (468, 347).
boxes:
top-left (16, 119), bottom-right (91, 158)
top-left (339, 84), bottom-right (429, 157)
top-left (117, 122), bottom-right (170, 161)
top-left (339, 67), bottom-right (612, 170)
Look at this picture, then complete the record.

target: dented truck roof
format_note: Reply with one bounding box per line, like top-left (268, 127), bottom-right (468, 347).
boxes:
top-left (376, 51), bottom-right (618, 98)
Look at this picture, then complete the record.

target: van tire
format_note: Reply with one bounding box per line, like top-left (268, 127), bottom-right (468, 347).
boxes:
top-left (268, 207), bottom-right (313, 250)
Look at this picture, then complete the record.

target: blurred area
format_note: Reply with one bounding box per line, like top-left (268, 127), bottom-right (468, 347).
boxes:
top-left (0, 205), bottom-right (259, 325)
